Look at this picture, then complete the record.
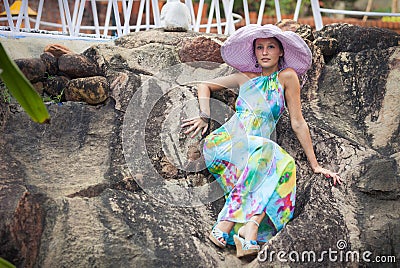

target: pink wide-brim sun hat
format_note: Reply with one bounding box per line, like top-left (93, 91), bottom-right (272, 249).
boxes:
top-left (221, 24), bottom-right (312, 76)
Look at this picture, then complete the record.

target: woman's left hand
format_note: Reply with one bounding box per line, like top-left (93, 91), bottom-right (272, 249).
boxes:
top-left (181, 116), bottom-right (209, 138)
top-left (313, 165), bottom-right (343, 186)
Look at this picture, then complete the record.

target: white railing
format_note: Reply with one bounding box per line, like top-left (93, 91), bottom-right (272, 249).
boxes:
top-left (1, 0), bottom-right (164, 38)
top-left (2, 0), bottom-right (398, 39)
top-left (310, 0), bottom-right (400, 30)
top-left (1, 0), bottom-right (298, 39)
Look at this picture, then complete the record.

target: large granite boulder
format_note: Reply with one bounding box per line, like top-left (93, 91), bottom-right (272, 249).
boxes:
top-left (0, 25), bottom-right (399, 267)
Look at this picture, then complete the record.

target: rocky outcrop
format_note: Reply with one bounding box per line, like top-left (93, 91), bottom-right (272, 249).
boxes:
top-left (0, 24), bottom-right (399, 267)
top-left (314, 23), bottom-right (400, 53)
top-left (44, 44), bottom-right (74, 58)
top-left (14, 58), bottom-right (46, 83)
top-left (40, 52), bottom-right (58, 76)
top-left (65, 76), bottom-right (109, 104)
top-left (179, 36), bottom-right (226, 63)
top-left (58, 54), bottom-right (103, 78)
top-left (13, 45), bottom-right (108, 105)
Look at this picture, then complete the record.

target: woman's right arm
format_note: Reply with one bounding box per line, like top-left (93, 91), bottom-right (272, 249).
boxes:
top-left (181, 73), bottom-right (246, 138)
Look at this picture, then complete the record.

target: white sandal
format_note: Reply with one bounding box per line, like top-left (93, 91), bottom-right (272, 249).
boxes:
top-left (209, 225), bottom-right (229, 248)
top-left (234, 219), bottom-right (260, 257)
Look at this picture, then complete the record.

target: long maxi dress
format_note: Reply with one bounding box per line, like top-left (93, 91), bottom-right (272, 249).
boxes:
top-left (203, 70), bottom-right (296, 245)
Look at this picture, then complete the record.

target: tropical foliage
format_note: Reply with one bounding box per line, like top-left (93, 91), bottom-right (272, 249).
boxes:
top-left (0, 43), bottom-right (50, 124)
top-left (0, 257), bottom-right (15, 268)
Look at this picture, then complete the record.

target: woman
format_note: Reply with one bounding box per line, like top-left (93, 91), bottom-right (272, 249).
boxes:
top-left (181, 24), bottom-right (342, 258)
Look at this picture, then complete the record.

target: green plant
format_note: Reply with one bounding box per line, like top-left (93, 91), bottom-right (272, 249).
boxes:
top-left (0, 43), bottom-right (50, 124)
top-left (319, 0), bottom-right (357, 9)
top-left (42, 87), bottom-right (65, 104)
top-left (45, 72), bottom-right (55, 80)
top-left (0, 257), bottom-right (16, 268)
top-left (231, 0), bottom-right (260, 15)
top-left (0, 82), bottom-right (11, 103)
top-left (231, 0), bottom-right (313, 17)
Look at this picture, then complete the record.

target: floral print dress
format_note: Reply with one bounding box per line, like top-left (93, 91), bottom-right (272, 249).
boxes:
top-left (203, 70), bottom-right (296, 245)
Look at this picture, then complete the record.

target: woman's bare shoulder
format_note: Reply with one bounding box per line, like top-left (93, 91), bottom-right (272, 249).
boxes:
top-left (279, 68), bottom-right (297, 78)
top-left (278, 68), bottom-right (299, 86)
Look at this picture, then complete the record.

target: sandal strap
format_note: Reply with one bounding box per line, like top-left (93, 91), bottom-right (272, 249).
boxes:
top-left (237, 226), bottom-right (244, 238)
top-left (212, 226), bottom-right (229, 241)
top-left (247, 219), bottom-right (260, 227)
top-left (235, 235), bottom-right (260, 250)
top-left (243, 239), bottom-right (259, 250)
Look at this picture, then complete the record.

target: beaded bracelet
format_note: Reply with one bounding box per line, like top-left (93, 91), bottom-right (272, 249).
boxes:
top-left (199, 111), bottom-right (211, 124)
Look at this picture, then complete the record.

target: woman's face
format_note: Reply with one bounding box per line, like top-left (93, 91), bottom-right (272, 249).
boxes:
top-left (254, 38), bottom-right (283, 70)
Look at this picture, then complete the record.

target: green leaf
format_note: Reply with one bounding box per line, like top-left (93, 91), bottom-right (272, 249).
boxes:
top-left (0, 42), bottom-right (50, 124)
top-left (0, 257), bottom-right (16, 268)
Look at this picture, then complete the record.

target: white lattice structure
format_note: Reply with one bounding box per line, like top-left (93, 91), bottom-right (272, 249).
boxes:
top-left (310, 0), bottom-right (400, 30)
top-left (5, 0), bottom-right (384, 39)
top-left (1, 0), bottom-right (289, 39)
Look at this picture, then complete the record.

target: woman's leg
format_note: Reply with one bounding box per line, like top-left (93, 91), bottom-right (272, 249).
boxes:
top-left (239, 212), bottom-right (266, 241)
top-left (233, 213), bottom-right (265, 257)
